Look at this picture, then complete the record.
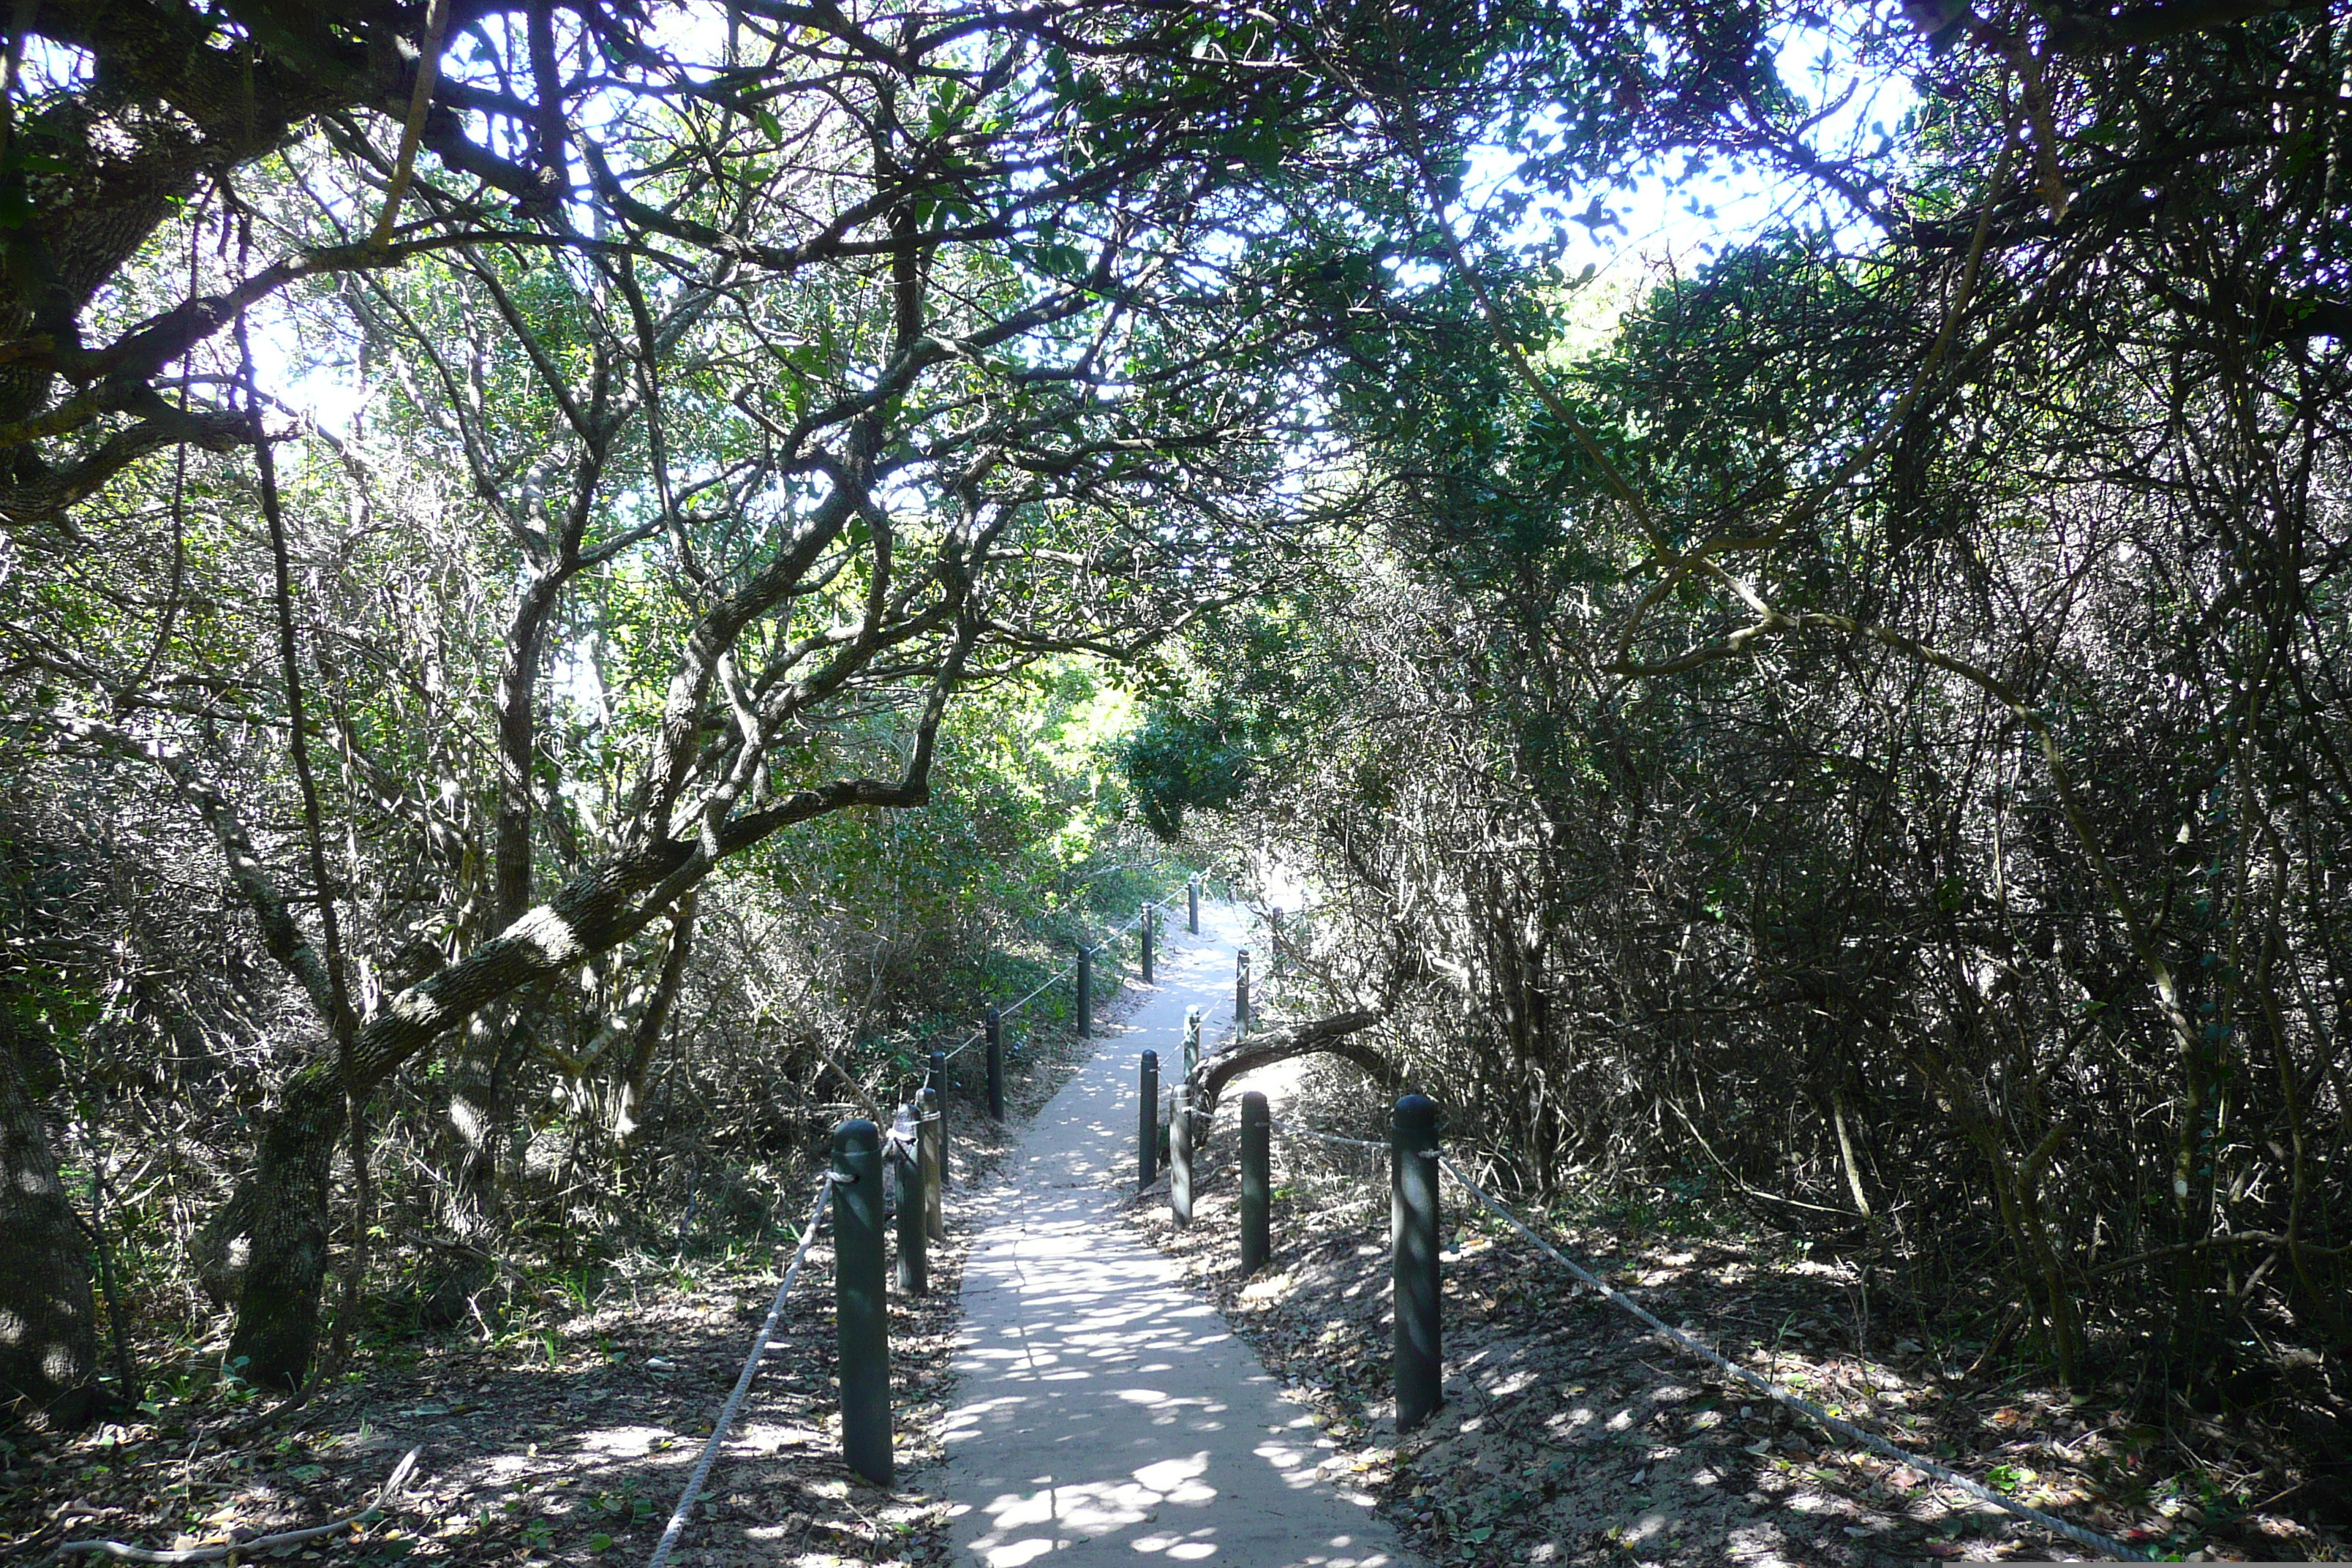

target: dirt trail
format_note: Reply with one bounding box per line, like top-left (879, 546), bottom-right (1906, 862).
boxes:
top-left (939, 901), bottom-right (1404, 1567)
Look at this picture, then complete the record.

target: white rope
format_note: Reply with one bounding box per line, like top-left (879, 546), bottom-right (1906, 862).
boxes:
top-left (1267, 1112), bottom-right (1389, 1152)
top-left (1432, 1154), bottom-right (2150, 1563)
top-left (1000, 961), bottom-right (1074, 1019)
top-left (646, 1175), bottom-right (836, 1568)
top-left (941, 900), bottom-right (1169, 1058)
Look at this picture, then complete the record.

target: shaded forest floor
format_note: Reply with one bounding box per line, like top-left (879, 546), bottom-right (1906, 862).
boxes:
top-left (0, 1014), bottom-right (1108, 1568)
top-left (1126, 1068), bottom-right (2351, 1568)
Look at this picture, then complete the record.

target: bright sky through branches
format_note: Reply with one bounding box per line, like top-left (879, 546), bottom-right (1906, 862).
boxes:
top-left (1463, 18), bottom-right (1912, 312)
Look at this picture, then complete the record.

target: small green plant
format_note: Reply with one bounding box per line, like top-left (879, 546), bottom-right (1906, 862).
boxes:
top-left (592, 1486), bottom-right (657, 1526)
top-left (562, 1268), bottom-right (595, 1313)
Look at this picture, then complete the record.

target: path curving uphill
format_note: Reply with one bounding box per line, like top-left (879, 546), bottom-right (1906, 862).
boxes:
top-left (941, 903), bottom-right (1407, 1567)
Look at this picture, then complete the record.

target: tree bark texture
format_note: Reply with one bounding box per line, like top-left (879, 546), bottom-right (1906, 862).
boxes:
top-left (1188, 1010), bottom-right (1389, 1123)
top-left (220, 1067), bottom-right (344, 1389)
top-left (0, 1018), bottom-right (99, 1428)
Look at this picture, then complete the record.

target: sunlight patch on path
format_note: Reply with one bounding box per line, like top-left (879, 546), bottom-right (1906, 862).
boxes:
top-left (941, 905), bottom-right (1409, 1568)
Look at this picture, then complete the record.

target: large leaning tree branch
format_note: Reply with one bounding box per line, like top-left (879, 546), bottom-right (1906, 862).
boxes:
top-left (1188, 1010), bottom-right (1390, 1124)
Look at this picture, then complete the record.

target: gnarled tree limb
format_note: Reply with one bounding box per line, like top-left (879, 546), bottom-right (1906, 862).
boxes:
top-left (1188, 1009), bottom-right (1390, 1123)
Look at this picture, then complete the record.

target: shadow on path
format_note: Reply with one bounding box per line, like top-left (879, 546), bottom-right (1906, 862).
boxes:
top-left (942, 905), bottom-right (1406, 1567)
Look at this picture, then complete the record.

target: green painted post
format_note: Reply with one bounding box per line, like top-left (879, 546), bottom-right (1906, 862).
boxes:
top-left (831, 1119), bottom-right (892, 1484)
top-left (1392, 1094), bottom-right (1441, 1433)
top-left (1077, 945), bottom-right (1093, 1038)
top-left (1236, 948), bottom-right (1250, 1034)
top-left (985, 1006), bottom-right (1004, 1120)
top-left (1170, 1085), bottom-right (1194, 1227)
top-left (1240, 1091), bottom-right (1270, 1275)
top-left (1138, 1049), bottom-right (1158, 1190)
top-left (1183, 1005), bottom-right (1201, 1082)
top-left (1141, 905), bottom-right (1155, 984)
top-left (892, 1110), bottom-right (927, 1298)
top-left (920, 1087), bottom-right (945, 1243)
top-left (927, 1049), bottom-right (949, 1189)
top-left (1187, 878), bottom-right (1199, 934)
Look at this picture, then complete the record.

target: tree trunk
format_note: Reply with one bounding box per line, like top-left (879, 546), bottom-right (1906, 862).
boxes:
top-left (217, 763), bottom-right (952, 1386)
top-left (617, 891), bottom-right (698, 1139)
top-left (440, 1009), bottom-right (524, 1241)
top-left (0, 1018), bottom-right (99, 1430)
top-left (221, 1066), bottom-right (344, 1390)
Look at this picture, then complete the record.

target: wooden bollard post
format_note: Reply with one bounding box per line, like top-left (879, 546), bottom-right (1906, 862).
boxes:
top-left (1141, 905), bottom-right (1155, 984)
top-left (1183, 1005), bottom-right (1201, 1081)
top-left (891, 1107), bottom-right (927, 1298)
top-left (1236, 949), bottom-right (1251, 1034)
top-left (1077, 945), bottom-right (1093, 1038)
top-left (927, 1049), bottom-right (949, 1189)
top-left (1391, 1094), bottom-right (1441, 1432)
top-left (1188, 877), bottom-right (1199, 934)
top-left (1170, 1085), bottom-right (1194, 1227)
top-left (1138, 1049), bottom-right (1158, 1190)
top-left (985, 1006), bottom-right (1004, 1121)
top-left (1240, 1091), bottom-right (1270, 1275)
top-left (831, 1119), bottom-right (892, 1484)
top-left (920, 1086), bottom-right (945, 1243)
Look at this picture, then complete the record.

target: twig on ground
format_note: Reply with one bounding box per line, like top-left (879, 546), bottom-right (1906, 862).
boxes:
top-left (56, 1447), bottom-right (420, 1564)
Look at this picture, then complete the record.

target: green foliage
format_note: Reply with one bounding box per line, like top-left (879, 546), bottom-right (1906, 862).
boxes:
top-left (1117, 700), bottom-right (1256, 840)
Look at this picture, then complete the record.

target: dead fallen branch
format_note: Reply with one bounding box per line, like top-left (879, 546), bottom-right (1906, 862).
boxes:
top-left (56, 1448), bottom-right (419, 1563)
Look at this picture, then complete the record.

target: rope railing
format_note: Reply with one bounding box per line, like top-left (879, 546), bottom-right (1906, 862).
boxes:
top-left (1183, 1096), bottom-right (2152, 1563)
top-left (938, 896), bottom-right (1171, 1063)
top-left (647, 886), bottom-right (1210, 1565)
top-left (1431, 1155), bottom-right (2149, 1563)
top-left (1267, 1114), bottom-right (1385, 1152)
top-left (647, 1175), bottom-right (837, 1568)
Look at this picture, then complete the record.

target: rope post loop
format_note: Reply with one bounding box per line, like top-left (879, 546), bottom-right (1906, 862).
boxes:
top-left (985, 1006), bottom-right (1005, 1121)
top-left (1240, 1092), bottom-right (1271, 1275)
top-left (1235, 949), bottom-right (1251, 1034)
top-left (919, 1087), bottom-right (945, 1243)
top-left (927, 1049), bottom-right (949, 1189)
top-left (1392, 1093), bottom-right (1442, 1432)
top-left (1141, 904), bottom-right (1156, 984)
top-left (891, 1109), bottom-right (928, 1299)
top-left (1076, 945), bottom-right (1093, 1037)
top-left (1138, 1049), bottom-right (1159, 1190)
top-left (830, 1119), bottom-right (892, 1485)
top-left (1170, 1085), bottom-right (1194, 1227)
